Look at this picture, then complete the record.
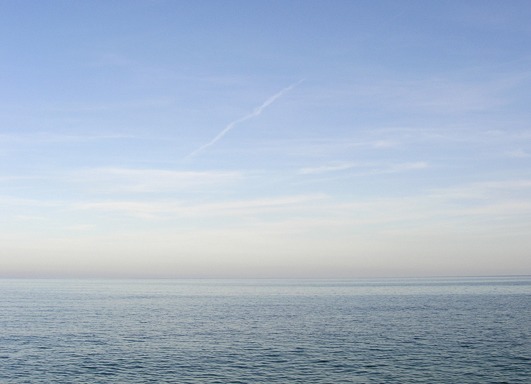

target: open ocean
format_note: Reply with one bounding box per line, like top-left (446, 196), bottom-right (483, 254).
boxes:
top-left (0, 277), bottom-right (529, 383)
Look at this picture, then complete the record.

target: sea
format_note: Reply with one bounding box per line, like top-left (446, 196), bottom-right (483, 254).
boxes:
top-left (0, 277), bottom-right (529, 383)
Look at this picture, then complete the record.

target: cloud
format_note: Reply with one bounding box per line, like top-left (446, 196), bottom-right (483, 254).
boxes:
top-left (372, 140), bottom-right (398, 148)
top-left (311, 70), bottom-right (531, 120)
top-left (72, 167), bottom-right (242, 193)
top-left (506, 149), bottom-right (530, 158)
top-left (0, 132), bottom-right (133, 144)
top-left (299, 162), bottom-right (357, 175)
top-left (299, 161), bottom-right (428, 177)
top-left (357, 161), bottom-right (429, 176)
top-left (41, 98), bottom-right (173, 113)
top-left (0, 195), bottom-right (59, 208)
top-left (388, 161), bottom-right (428, 172)
top-left (186, 80), bottom-right (304, 158)
top-left (89, 52), bottom-right (134, 68)
top-left (75, 194), bottom-right (327, 220)
top-left (429, 179), bottom-right (531, 200)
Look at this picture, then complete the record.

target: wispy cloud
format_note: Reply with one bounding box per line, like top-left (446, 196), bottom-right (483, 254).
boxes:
top-left (186, 80), bottom-right (304, 159)
top-left (371, 140), bottom-right (398, 148)
top-left (299, 162), bottom-right (357, 175)
top-left (88, 52), bottom-right (134, 68)
top-left (71, 177), bottom-right (531, 230)
top-left (229, 137), bottom-right (401, 158)
top-left (429, 179), bottom-right (531, 200)
top-left (299, 161), bottom-right (428, 177)
top-left (387, 161), bottom-right (428, 172)
top-left (71, 167), bottom-right (242, 193)
top-left (75, 193), bottom-right (326, 219)
top-left (41, 98), bottom-right (174, 113)
top-left (506, 149), bottom-right (530, 158)
top-left (311, 70), bottom-right (531, 118)
top-left (0, 195), bottom-right (60, 208)
top-left (0, 132), bottom-right (134, 144)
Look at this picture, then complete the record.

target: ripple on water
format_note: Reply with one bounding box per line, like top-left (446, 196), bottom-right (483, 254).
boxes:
top-left (0, 278), bottom-right (529, 383)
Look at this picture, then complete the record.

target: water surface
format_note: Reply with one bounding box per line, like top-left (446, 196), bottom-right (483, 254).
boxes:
top-left (1, 277), bottom-right (529, 383)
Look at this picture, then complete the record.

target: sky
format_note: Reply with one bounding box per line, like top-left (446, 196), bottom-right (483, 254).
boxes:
top-left (1, 0), bottom-right (530, 278)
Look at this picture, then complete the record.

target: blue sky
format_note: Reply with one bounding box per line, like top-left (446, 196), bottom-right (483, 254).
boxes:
top-left (1, 0), bottom-right (530, 278)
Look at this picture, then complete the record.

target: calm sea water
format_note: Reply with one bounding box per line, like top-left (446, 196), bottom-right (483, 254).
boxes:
top-left (0, 277), bottom-right (529, 383)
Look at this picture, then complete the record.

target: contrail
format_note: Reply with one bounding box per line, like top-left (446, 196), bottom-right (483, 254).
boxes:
top-left (186, 80), bottom-right (303, 159)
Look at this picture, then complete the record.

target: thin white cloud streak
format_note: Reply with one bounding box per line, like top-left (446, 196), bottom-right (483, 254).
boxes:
top-left (307, 70), bottom-right (531, 120)
top-left (388, 161), bottom-right (428, 172)
top-left (299, 161), bottom-right (428, 177)
top-left (186, 80), bottom-right (304, 159)
top-left (371, 140), bottom-right (398, 148)
top-left (69, 182), bottom-right (531, 241)
top-left (350, 161), bottom-right (428, 176)
top-left (75, 194), bottom-right (326, 220)
top-left (299, 162), bottom-right (356, 175)
top-left (230, 137), bottom-right (401, 158)
top-left (0, 132), bottom-right (134, 144)
top-left (13, 177), bottom-right (529, 225)
top-left (71, 167), bottom-right (242, 193)
top-left (0, 195), bottom-right (60, 208)
top-left (428, 179), bottom-right (531, 200)
top-left (506, 149), bottom-right (530, 158)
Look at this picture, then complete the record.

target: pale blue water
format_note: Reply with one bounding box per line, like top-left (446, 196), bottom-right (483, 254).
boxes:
top-left (0, 277), bottom-right (529, 383)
